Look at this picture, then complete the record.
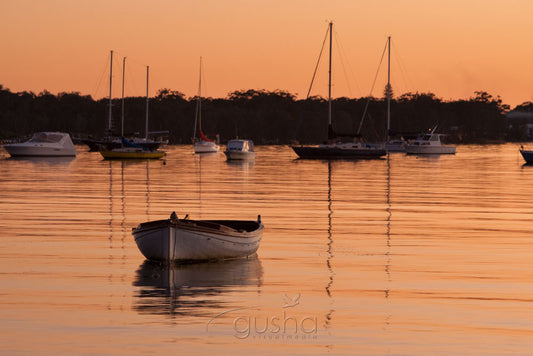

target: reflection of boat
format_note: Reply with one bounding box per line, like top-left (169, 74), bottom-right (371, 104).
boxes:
top-left (520, 147), bottom-right (533, 163)
top-left (132, 212), bottom-right (263, 262)
top-left (133, 257), bottom-right (263, 316)
top-left (99, 138), bottom-right (165, 159)
top-left (3, 132), bottom-right (77, 157)
top-left (224, 139), bottom-right (255, 160)
top-left (193, 57), bottom-right (219, 154)
top-left (291, 22), bottom-right (386, 160)
top-left (405, 126), bottom-right (456, 154)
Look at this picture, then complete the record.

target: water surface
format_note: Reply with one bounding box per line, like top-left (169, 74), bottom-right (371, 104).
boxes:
top-left (1, 144), bottom-right (532, 355)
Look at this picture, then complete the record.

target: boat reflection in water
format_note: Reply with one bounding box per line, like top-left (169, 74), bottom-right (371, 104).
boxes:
top-left (133, 256), bottom-right (263, 317)
top-left (4, 155), bottom-right (76, 165)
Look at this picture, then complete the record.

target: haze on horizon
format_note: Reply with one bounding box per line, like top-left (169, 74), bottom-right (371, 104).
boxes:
top-left (1, 0), bottom-right (532, 108)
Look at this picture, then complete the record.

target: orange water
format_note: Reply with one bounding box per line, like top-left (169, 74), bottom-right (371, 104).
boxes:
top-left (0, 144), bottom-right (532, 355)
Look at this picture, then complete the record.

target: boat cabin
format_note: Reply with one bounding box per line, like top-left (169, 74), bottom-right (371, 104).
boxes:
top-left (227, 139), bottom-right (254, 152)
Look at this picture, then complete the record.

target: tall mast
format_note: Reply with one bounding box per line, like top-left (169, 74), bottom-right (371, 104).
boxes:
top-left (386, 36), bottom-right (391, 142)
top-left (328, 22), bottom-right (333, 128)
top-left (145, 66), bottom-right (149, 140)
top-left (198, 57), bottom-right (203, 135)
top-left (108, 50), bottom-right (113, 134)
top-left (121, 57), bottom-right (126, 137)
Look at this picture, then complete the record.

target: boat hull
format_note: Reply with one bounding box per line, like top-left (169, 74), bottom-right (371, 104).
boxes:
top-left (4, 144), bottom-right (76, 157)
top-left (4, 132), bottom-right (77, 157)
top-left (520, 149), bottom-right (533, 163)
top-left (132, 219), bottom-right (263, 262)
top-left (82, 138), bottom-right (163, 152)
top-left (224, 151), bottom-right (255, 160)
top-left (194, 141), bottom-right (219, 154)
top-left (292, 145), bottom-right (386, 159)
top-left (405, 146), bottom-right (456, 154)
top-left (99, 149), bottom-right (165, 159)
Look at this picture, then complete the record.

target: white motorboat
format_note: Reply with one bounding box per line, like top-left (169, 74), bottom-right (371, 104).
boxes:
top-left (3, 132), bottom-right (77, 157)
top-left (405, 126), bottom-right (456, 155)
top-left (132, 212), bottom-right (263, 262)
top-left (224, 139), bottom-right (255, 160)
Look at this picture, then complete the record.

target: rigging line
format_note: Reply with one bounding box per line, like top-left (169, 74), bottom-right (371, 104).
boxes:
top-left (391, 41), bottom-right (415, 95)
top-left (333, 28), bottom-right (363, 98)
top-left (306, 25), bottom-right (330, 99)
top-left (124, 61), bottom-right (141, 98)
top-left (357, 39), bottom-right (388, 135)
top-left (333, 29), bottom-right (352, 97)
top-left (92, 52), bottom-right (111, 99)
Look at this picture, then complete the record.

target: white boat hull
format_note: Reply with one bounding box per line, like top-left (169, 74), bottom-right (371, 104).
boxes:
top-left (132, 217), bottom-right (263, 262)
top-left (224, 150), bottom-right (255, 160)
top-left (194, 141), bottom-right (219, 153)
top-left (4, 144), bottom-right (76, 157)
top-left (3, 132), bottom-right (77, 157)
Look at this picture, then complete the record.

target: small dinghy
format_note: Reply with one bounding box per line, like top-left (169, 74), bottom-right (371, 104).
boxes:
top-left (132, 212), bottom-right (263, 262)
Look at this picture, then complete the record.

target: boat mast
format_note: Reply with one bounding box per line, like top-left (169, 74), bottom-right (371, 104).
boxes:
top-left (108, 50), bottom-right (113, 135)
top-left (386, 36), bottom-right (391, 143)
top-left (145, 66), bottom-right (149, 140)
top-left (198, 57), bottom-right (203, 137)
top-left (193, 57), bottom-right (202, 141)
top-left (328, 22), bottom-right (333, 132)
top-left (121, 57), bottom-right (126, 137)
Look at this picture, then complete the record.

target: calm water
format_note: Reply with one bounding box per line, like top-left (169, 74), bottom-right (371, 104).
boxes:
top-left (1, 144), bottom-right (533, 355)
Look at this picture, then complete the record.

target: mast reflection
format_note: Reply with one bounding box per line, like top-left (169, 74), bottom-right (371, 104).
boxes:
top-left (325, 160), bottom-right (335, 327)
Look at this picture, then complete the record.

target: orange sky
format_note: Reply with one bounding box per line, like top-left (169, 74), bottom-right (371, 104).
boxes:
top-left (1, 0), bottom-right (533, 108)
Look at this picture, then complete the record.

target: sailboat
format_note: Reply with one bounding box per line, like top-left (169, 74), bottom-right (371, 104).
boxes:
top-left (291, 22), bottom-right (386, 159)
top-left (83, 51), bottom-right (166, 152)
top-left (383, 36), bottom-right (407, 152)
top-left (99, 65), bottom-right (165, 159)
top-left (193, 57), bottom-right (219, 154)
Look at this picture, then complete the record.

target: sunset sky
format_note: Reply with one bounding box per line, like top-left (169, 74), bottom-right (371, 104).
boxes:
top-left (1, 0), bottom-right (533, 108)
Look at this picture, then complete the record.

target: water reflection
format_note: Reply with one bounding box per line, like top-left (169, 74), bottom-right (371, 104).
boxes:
top-left (325, 160), bottom-right (334, 327)
top-left (133, 257), bottom-right (263, 317)
top-left (225, 159), bottom-right (255, 170)
top-left (3, 155), bottom-right (76, 165)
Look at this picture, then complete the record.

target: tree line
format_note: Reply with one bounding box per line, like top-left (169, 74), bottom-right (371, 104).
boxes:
top-left (0, 84), bottom-right (523, 144)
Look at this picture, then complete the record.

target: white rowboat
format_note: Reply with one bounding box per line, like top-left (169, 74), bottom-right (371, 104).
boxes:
top-left (132, 212), bottom-right (263, 262)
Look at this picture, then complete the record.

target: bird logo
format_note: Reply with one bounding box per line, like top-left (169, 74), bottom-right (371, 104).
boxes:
top-left (282, 293), bottom-right (300, 308)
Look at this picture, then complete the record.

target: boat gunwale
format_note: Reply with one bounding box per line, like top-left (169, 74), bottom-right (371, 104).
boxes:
top-left (132, 218), bottom-right (263, 238)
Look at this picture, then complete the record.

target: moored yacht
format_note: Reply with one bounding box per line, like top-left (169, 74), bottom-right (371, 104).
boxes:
top-left (405, 127), bottom-right (456, 154)
top-left (224, 139), bottom-right (255, 160)
top-left (3, 132), bottom-right (77, 157)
